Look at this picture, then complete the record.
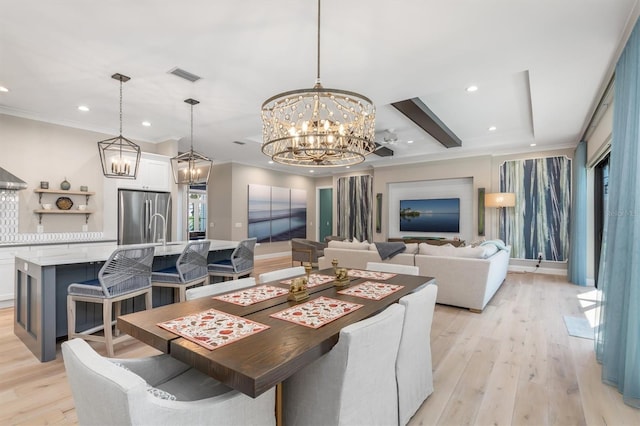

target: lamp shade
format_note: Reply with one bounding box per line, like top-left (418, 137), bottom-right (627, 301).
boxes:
top-left (485, 192), bottom-right (515, 208)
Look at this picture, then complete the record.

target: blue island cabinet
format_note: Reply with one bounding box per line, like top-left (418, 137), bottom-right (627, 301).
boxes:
top-left (13, 241), bottom-right (237, 362)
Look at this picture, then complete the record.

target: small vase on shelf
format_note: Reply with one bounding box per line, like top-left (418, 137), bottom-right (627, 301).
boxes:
top-left (60, 178), bottom-right (71, 190)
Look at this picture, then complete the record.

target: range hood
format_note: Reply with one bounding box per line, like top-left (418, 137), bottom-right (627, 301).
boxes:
top-left (0, 167), bottom-right (27, 190)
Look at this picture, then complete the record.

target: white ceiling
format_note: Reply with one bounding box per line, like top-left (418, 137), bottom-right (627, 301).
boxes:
top-left (1, 0), bottom-right (637, 176)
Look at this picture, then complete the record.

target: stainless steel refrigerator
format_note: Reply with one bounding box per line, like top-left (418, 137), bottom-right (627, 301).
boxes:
top-left (118, 189), bottom-right (172, 245)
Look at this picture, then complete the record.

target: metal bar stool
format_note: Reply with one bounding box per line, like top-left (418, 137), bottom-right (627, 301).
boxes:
top-left (67, 246), bottom-right (155, 357)
top-left (208, 238), bottom-right (256, 281)
top-left (151, 240), bottom-right (211, 302)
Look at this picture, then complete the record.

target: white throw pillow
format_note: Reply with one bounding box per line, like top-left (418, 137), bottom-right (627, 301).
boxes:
top-left (328, 240), bottom-right (371, 250)
top-left (404, 243), bottom-right (418, 254)
top-left (451, 246), bottom-right (487, 259)
top-left (418, 243), bottom-right (456, 256)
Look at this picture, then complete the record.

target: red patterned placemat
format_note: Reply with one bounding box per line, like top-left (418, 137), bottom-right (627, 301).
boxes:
top-left (338, 281), bottom-right (404, 300)
top-left (157, 309), bottom-right (269, 350)
top-left (281, 273), bottom-right (334, 288)
top-left (270, 296), bottom-right (363, 329)
top-left (347, 269), bottom-right (397, 280)
top-left (213, 285), bottom-right (289, 306)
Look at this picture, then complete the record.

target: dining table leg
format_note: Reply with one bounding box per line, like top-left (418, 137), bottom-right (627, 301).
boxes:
top-left (276, 382), bottom-right (283, 426)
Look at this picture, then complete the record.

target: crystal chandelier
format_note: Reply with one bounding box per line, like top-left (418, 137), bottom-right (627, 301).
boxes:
top-left (98, 73), bottom-right (141, 179)
top-left (170, 98), bottom-right (212, 185)
top-left (261, 0), bottom-right (376, 167)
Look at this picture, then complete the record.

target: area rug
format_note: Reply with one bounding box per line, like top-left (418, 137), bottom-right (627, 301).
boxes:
top-left (563, 316), bottom-right (595, 340)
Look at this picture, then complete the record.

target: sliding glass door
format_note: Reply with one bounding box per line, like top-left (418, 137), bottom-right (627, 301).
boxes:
top-left (593, 154), bottom-right (609, 288)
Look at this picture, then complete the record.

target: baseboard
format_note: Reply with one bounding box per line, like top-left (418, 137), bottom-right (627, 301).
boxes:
top-left (508, 265), bottom-right (567, 276)
top-left (0, 298), bottom-right (14, 309)
top-left (255, 251), bottom-right (291, 260)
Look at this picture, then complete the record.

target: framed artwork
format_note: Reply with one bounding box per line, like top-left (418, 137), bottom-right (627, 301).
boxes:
top-left (248, 184), bottom-right (307, 242)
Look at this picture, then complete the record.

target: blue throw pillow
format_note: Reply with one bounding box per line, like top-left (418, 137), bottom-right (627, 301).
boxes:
top-left (480, 239), bottom-right (508, 251)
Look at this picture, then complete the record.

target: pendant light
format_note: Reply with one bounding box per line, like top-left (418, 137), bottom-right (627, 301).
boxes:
top-left (260, 0), bottom-right (376, 167)
top-left (170, 98), bottom-right (212, 185)
top-left (98, 73), bottom-right (141, 179)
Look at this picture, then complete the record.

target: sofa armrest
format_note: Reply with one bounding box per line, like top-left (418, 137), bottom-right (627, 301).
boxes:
top-left (291, 239), bottom-right (327, 264)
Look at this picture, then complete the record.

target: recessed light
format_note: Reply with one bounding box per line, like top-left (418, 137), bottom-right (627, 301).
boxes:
top-left (346, 166), bottom-right (351, 169)
top-left (407, 140), bottom-right (414, 144)
top-left (77, 105), bottom-right (90, 112)
top-left (488, 126), bottom-right (497, 131)
top-left (466, 85), bottom-right (478, 92)
top-left (268, 160), bottom-right (274, 164)
top-left (530, 143), bottom-right (537, 147)
top-left (309, 170), bottom-right (315, 173)
top-left (0, 86), bottom-right (8, 92)
top-left (141, 121), bottom-right (151, 127)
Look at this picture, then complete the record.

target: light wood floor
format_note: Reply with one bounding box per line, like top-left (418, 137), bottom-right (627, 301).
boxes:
top-left (1, 258), bottom-right (638, 425)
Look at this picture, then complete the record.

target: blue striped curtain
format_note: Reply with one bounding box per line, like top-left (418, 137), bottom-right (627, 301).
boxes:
top-left (500, 156), bottom-right (571, 260)
top-left (337, 175), bottom-right (373, 241)
top-left (595, 18), bottom-right (640, 409)
top-left (568, 141), bottom-right (587, 285)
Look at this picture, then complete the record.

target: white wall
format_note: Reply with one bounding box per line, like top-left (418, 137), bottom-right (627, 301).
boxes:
top-left (0, 114), bottom-right (177, 239)
top-left (372, 156), bottom-right (492, 242)
top-left (387, 178), bottom-right (473, 241)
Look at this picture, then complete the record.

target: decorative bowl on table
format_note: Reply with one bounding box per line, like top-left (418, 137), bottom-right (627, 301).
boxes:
top-left (55, 196), bottom-right (73, 210)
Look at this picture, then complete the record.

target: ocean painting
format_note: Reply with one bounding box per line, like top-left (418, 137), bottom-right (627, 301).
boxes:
top-left (399, 198), bottom-right (460, 233)
top-left (248, 184), bottom-right (307, 243)
top-left (248, 184), bottom-right (273, 243)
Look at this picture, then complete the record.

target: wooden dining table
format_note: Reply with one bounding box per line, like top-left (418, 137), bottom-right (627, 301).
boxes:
top-left (117, 268), bottom-right (435, 416)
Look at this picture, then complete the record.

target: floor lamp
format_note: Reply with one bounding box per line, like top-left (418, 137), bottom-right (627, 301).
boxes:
top-left (485, 192), bottom-right (515, 242)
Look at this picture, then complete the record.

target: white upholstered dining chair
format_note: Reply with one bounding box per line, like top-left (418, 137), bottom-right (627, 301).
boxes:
top-left (258, 266), bottom-right (305, 284)
top-left (62, 338), bottom-right (275, 426)
top-left (366, 261), bottom-right (420, 276)
top-left (283, 304), bottom-right (405, 426)
top-left (396, 283), bottom-right (439, 425)
top-left (185, 277), bottom-right (257, 301)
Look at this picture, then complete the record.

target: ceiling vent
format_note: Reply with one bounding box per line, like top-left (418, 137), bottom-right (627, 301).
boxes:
top-left (381, 129), bottom-right (398, 144)
top-left (373, 143), bottom-right (394, 157)
top-left (391, 97), bottom-right (462, 148)
top-left (233, 141), bottom-right (246, 145)
top-left (168, 67), bottom-right (202, 83)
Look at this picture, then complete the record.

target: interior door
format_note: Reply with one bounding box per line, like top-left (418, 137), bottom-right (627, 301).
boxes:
top-left (318, 188), bottom-right (333, 242)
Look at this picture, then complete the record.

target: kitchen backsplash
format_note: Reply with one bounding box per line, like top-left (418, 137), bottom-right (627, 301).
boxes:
top-left (0, 190), bottom-right (19, 242)
top-left (1, 189), bottom-right (104, 244)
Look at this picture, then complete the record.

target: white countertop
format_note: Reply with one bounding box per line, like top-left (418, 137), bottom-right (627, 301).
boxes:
top-left (13, 240), bottom-right (239, 266)
top-left (0, 239), bottom-right (116, 249)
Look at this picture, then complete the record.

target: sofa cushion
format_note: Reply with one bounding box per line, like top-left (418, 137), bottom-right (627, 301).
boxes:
top-left (328, 240), bottom-right (371, 250)
top-left (452, 246), bottom-right (492, 259)
top-left (418, 243), bottom-right (498, 259)
top-left (418, 243), bottom-right (457, 256)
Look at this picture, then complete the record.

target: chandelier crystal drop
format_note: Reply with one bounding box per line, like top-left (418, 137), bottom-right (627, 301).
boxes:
top-left (170, 98), bottom-right (212, 185)
top-left (261, 0), bottom-right (376, 167)
top-left (98, 73), bottom-right (141, 179)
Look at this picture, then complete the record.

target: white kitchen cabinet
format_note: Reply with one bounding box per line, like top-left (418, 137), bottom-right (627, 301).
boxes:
top-left (115, 153), bottom-right (171, 192)
top-left (138, 155), bottom-right (171, 191)
top-left (0, 247), bottom-right (18, 306)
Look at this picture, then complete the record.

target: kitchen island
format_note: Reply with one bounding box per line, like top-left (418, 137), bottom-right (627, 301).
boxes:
top-left (13, 240), bottom-right (238, 362)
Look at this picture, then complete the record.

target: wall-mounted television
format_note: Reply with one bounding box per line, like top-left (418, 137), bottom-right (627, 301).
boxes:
top-left (399, 198), bottom-right (460, 233)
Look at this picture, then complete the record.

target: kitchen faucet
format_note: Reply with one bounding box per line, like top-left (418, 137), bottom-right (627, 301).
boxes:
top-left (149, 213), bottom-right (167, 246)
